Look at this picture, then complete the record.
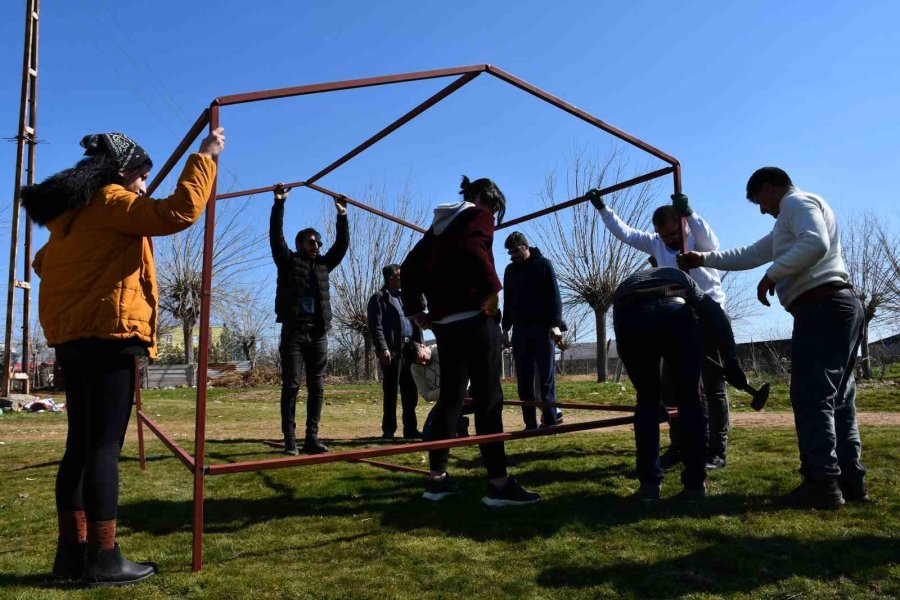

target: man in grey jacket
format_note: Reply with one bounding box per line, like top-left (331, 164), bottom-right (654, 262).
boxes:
top-left (368, 264), bottom-right (423, 439)
top-left (678, 167), bottom-right (867, 509)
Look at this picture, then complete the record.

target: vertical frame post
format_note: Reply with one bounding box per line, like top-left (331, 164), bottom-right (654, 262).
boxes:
top-left (192, 104), bottom-right (219, 572)
top-left (673, 164), bottom-right (689, 264)
top-left (135, 356), bottom-right (146, 471)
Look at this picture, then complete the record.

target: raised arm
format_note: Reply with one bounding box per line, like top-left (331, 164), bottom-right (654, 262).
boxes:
top-left (323, 199), bottom-right (349, 271)
top-left (102, 128), bottom-right (224, 237)
top-left (269, 191), bottom-right (291, 267)
top-left (585, 187), bottom-right (657, 254)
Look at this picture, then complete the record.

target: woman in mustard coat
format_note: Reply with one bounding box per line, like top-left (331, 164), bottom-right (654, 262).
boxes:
top-left (21, 127), bottom-right (224, 586)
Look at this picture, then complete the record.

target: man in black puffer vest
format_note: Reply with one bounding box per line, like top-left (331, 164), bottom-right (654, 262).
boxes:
top-left (270, 183), bottom-right (349, 455)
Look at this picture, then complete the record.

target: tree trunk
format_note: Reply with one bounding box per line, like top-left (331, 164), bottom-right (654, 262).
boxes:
top-left (182, 320), bottom-right (195, 386)
top-left (595, 307), bottom-right (608, 383)
top-left (860, 318), bottom-right (872, 380)
top-left (363, 332), bottom-right (374, 381)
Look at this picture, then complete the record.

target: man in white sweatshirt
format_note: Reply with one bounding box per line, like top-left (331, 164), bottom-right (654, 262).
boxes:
top-left (678, 167), bottom-right (866, 509)
top-left (586, 189), bottom-right (730, 470)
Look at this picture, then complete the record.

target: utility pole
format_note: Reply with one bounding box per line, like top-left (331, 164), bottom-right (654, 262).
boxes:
top-left (2, 0), bottom-right (40, 397)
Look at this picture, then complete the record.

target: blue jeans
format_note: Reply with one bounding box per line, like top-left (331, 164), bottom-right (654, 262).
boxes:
top-left (614, 301), bottom-right (706, 489)
top-left (790, 289), bottom-right (866, 482)
top-left (512, 323), bottom-right (560, 428)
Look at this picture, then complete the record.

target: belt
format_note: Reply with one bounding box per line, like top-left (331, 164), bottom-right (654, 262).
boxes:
top-left (617, 295), bottom-right (687, 309)
top-left (294, 322), bottom-right (321, 330)
top-left (788, 283), bottom-right (853, 314)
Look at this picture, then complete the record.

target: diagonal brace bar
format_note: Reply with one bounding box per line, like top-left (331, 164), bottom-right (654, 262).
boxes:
top-left (497, 166), bottom-right (674, 230)
top-left (304, 181), bottom-right (427, 233)
top-left (146, 109), bottom-right (210, 197)
top-left (305, 72), bottom-right (481, 186)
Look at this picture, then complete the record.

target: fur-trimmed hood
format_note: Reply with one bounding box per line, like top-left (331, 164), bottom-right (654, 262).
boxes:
top-left (20, 161), bottom-right (117, 226)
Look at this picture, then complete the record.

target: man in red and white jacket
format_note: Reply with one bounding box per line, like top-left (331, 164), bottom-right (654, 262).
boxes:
top-left (402, 176), bottom-right (541, 507)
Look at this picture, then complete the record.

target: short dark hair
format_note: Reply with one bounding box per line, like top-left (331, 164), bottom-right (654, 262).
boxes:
top-left (746, 167), bottom-right (792, 202)
top-left (295, 227), bottom-right (321, 250)
top-left (382, 263), bottom-right (401, 282)
top-left (460, 176), bottom-right (506, 225)
top-left (651, 205), bottom-right (680, 228)
top-left (402, 339), bottom-right (424, 364)
top-left (504, 231), bottom-right (528, 249)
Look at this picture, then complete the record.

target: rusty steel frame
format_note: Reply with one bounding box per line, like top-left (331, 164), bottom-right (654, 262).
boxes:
top-left (132, 64), bottom-right (680, 572)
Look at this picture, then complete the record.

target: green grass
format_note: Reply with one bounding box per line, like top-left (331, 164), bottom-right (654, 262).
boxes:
top-left (0, 382), bottom-right (897, 599)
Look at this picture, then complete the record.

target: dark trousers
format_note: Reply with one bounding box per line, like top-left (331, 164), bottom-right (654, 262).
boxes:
top-left (429, 313), bottom-right (507, 479)
top-left (56, 355), bottom-right (135, 522)
top-left (663, 345), bottom-right (730, 459)
top-left (615, 301), bottom-right (706, 488)
top-left (790, 290), bottom-right (866, 482)
top-left (280, 322), bottom-right (328, 439)
top-left (380, 352), bottom-right (419, 436)
top-left (512, 323), bottom-right (559, 428)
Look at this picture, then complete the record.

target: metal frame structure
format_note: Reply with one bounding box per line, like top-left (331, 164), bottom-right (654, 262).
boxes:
top-left (2, 0), bottom-right (40, 397)
top-left (135, 64), bottom-right (682, 572)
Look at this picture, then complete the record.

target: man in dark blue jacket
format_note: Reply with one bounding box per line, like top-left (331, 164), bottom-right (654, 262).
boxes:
top-left (614, 267), bottom-right (752, 502)
top-left (270, 183), bottom-right (349, 456)
top-left (502, 232), bottom-right (565, 429)
top-left (368, 264), bottom-right (423, 439)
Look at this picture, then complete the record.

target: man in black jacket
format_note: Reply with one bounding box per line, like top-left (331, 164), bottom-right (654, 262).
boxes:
top-left (502, 232), bottom-right (565, 429)
top-left (270, 183), bottom-right (349, 455)
top-left (368, 264), bottom-right (423, 439)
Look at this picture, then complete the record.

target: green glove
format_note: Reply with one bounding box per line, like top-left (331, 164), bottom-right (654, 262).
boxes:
top-left (585, 188), bottom-right (605, 211)
top-left (671, 193), bottom-right (693, 216)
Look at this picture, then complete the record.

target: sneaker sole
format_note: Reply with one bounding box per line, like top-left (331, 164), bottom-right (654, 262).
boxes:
top-left (480, 496), bottom-right (542, 507)
top-left (422, 491), bottom-right (457, 501)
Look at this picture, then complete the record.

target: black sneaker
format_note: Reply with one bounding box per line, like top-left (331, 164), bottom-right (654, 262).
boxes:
top-left (779, 479), bottom-right (845, 510)
top-left (674, 483), bottom-right (707, 502)
top-left (423, 475), bottom-right (461, 501)
top-left (482, 476), bottom-right (542, 507)
top-left (630, 483), bottom-right (661, 502)
top-left (659, 449), bottom-right (681, 470)
top-left (403, 430), bottom-right (423, 440)
top-left (705, 456), bottom-right (727, 470)
top-left (838, 479), bottom-right (871, 503)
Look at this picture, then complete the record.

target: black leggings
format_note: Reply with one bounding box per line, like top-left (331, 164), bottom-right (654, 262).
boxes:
top-left (55, 354), bottom-right (135, 522)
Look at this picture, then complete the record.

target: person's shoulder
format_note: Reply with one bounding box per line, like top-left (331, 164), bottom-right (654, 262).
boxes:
top-left (99, 184), bottom-right (135, 204)
top-left (783, 188), bottom-right (826, 211)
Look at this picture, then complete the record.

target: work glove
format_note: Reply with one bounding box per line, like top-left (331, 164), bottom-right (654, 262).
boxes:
top-left (671, 193), bottom-right (693, 216)
top-left (585, 188), bottom-right (605, 211)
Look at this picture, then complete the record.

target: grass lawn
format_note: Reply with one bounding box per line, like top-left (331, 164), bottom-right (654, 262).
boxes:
top-left (0, 380), bottom-right (897, 599)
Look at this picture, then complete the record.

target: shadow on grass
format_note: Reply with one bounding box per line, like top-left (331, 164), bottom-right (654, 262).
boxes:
top-left (534, 532), bottom-right (898, 598)
top-left (0, 573), bottom-right (84, 591)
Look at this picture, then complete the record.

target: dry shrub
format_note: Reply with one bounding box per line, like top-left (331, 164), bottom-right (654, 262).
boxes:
top-left (211, 367), bottom-right (281, 389)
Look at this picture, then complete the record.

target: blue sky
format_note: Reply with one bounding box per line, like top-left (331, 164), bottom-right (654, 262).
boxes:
top-left (1, 0), bottom-right (899, 347)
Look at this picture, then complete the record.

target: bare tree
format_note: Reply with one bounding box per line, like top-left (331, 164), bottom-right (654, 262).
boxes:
top-left (876, 224), bottom-right (900, 331)
top-left (842, 212), bottom-right (896, 378)
top-left (536, 149), bottom-right (656, 382)
top-left (324, 183), bottom-right (424, 380)
top-left (720, 271), bottom-right (763, 340)
top-left (219, 289), bottom-right (274, 369)
top-left (154, 197), bottom-right (267, 383)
